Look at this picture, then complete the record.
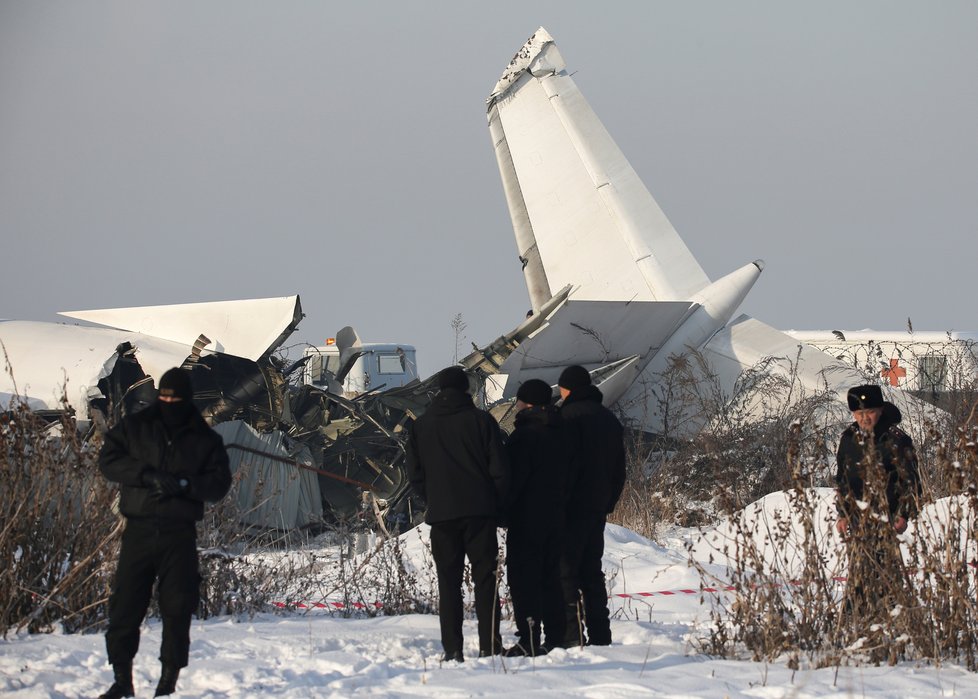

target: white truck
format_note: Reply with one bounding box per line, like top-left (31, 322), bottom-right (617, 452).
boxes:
top-left (303, 340), bottom-right (419, 397)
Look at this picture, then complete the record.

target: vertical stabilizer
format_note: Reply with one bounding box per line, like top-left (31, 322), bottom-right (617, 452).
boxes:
top-left (487, 28), bottom-right (711, 304)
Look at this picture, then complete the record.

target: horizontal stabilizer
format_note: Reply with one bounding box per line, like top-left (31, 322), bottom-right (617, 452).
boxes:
top-left (499, 298), bottom-right (695, 373)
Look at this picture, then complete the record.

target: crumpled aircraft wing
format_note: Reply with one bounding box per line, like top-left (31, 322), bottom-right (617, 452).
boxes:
top-left (59, 295), bottom-right (303, 362)
top-left (487, 27), bottom-right (711, 310)
top-left (0, 320), bottom-right (204, 413)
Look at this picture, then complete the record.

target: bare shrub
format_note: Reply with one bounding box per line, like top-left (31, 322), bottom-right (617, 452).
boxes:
top-left (0, 382), bottom-right (445, 633)
top-left (610, 352), bottom-right (840, 540)
top-left (195, 517), bottom-right (314, 619)
top-left (0, 400), bottom-right (120, 635)
top-left (689, 415), bottom-right (978, 669)
top-left (285, 515), bottom-right (434, 617)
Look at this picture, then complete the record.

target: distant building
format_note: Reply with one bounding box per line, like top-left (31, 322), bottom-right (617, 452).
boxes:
top-left (785, 330), bottom-right (978, 399)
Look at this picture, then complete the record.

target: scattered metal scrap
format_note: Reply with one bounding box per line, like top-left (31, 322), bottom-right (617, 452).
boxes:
top-left (85, 330), bottom-right (437, 531)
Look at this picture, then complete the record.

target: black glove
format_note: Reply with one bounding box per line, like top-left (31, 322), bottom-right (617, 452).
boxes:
top-left (142, 469), bottom-right (185, 499)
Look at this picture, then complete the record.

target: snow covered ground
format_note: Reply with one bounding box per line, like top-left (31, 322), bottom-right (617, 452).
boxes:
top-left (3, 490), bottom-right (977, 698)
top-left (6, 613), bottom-right (978, 698)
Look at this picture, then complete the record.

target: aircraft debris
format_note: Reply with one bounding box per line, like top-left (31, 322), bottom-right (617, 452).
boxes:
top-left (0, 296), bottom-right (433, 529)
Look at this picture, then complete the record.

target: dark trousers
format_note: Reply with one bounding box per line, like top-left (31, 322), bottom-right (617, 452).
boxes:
top-left (506, 523), bottom-right (564, 649)
top-left (560, 512), bottom-right (611, 646)
top-left (105, 519), bottom-right (200, 668)
top-left (843, 521), bottom-right (906, 619)
top-left (429, 517), bottom-right (502, 655)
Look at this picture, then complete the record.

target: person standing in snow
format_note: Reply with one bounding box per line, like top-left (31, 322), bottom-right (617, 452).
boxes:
top-left (97, 368), bottom-right (232, 698)
top-left (835, 384), bottom-right (921, 617)
top-left (405, 366), bottom-right (510, 662)
top-left (556, 365), bottom-right (626, 648)
top-left (502, 378), bottom-right (569, 656)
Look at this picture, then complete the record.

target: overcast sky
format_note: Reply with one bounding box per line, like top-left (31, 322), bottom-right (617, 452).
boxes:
top-left (2, 2), bottom-right (975, 377)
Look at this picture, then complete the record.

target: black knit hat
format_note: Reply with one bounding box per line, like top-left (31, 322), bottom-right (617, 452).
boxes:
top-left (437, 366), bottom-right (470, 393)
top-left (558, 365), bottom-right (591, 392)
top-left (847, 384), bottom-right (884, 411)
top-left (158, 367), bottom-right (194, 401)
top-left (516, 379), bottom-right (553, 406)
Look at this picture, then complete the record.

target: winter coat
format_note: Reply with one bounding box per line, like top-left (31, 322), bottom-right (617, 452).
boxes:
top-left (405, 388), bottom-right (510, 524)
top-left (505, 404), bottom-right (570, 532)
top-left (835, 401), bottom-right (921, 523)
top-left (560, 385), bottom-right (626, 516)
top-left (99, 402), bottom-right (232, 523)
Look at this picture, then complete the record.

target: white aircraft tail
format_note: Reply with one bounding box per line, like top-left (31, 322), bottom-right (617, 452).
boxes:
top-left (488, 28), bottom-right (711, 311)
top-left (482, 29), bottom-right (942, 438)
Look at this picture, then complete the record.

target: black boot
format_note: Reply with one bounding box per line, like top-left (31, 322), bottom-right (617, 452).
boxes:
top-left (98, 662), bottom-right (134, 699)
top-left (561, 602), bottom-right (586, 648)
top-left (154, 663), bottom-right (181, 697)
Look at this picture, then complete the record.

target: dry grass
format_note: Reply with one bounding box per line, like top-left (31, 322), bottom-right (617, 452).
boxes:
top-left (687, 417), bottom-right (978, 669)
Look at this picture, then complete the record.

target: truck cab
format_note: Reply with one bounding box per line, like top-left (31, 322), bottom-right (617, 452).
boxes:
top-left (303, 342), bottom-right (419, 397)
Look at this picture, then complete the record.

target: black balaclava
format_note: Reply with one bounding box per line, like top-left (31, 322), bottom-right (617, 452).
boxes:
top-left (158, 367), bottom-right (195, 427)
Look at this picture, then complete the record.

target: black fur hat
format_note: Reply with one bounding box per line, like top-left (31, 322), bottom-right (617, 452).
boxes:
top-left (437, 366), bottom-right (469, 393)
top-left (158, 367), bottom-right (194, 401)
top-left (557, 365), bottom-right (591, 392)
top-left (516, 379), bottom-right (553, 406)
top-left (847, 384), bottom-right (884, 411)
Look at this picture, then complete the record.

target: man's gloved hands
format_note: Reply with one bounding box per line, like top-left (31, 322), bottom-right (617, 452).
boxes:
top-left (142, 469), bottom-right (187, 499)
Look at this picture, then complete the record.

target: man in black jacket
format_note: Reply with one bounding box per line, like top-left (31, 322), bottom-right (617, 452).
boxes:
top-left (835, 384), bottom-right (921, 617)
top-left (98, 368), bottom-right (232, 699)
top-left (503, 378), bottom-right (568, 656)
top-left (405, 366), bottom-right (509, 662)
top-left (557, 365), bottom-right (626, 648)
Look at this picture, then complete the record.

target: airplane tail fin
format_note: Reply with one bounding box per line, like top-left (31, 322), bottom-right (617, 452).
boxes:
top-left (487, 28), bottom-right (711, 310)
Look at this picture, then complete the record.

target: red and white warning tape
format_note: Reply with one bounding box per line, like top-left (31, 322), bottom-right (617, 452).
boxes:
top-left (270, 565), bottom-right (977, 611)
top-left (272, 600), bottom-right (384, 610)
top-left (616, 576), bottom-right (854, 599)
top-left (615, 586), bottom-right (735, 598)
top-left (271, 585), bottom-right (742, 610)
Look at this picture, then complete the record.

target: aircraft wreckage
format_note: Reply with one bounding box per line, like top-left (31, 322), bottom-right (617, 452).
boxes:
top-left (0, 295), bottom-right (436, 531)
top-left (3, 28), bottom-right (949, 530)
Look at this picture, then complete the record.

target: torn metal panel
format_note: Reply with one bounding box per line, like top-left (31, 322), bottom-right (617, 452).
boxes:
top-left (192, 353), bottom-right (283, 429)
top-left (307, 376), bottom-right (439, 524)
top-left (333, 326), bottom-right (364, 384)
top-left (460, 284), bottom-right (572, 376)
top-left (213, 421), bottom-right (323, 530)
top-left (584, 355), bottom-right (643, 406)
top-left (488, 27), bottom-right (560, 105)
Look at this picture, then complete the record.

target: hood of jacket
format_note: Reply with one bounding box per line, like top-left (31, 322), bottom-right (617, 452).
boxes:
top-left (426, 387), bottom-right (475, 417)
